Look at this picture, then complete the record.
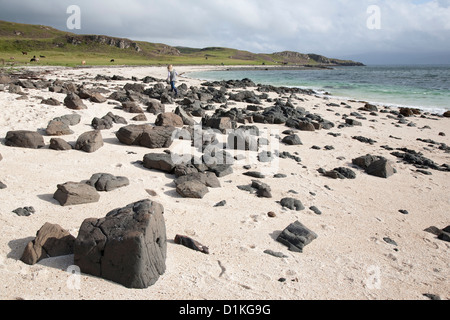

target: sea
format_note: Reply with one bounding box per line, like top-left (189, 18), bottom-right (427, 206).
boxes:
top-left (187, 65), bottom-right (450, 114)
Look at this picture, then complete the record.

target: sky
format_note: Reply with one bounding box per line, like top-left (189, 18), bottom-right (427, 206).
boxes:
top-left (0, 0), bottom-right (449, 64)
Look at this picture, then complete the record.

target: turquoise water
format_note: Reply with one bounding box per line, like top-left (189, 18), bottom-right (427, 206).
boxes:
top-left (188, 65), bottom-right (450, 113)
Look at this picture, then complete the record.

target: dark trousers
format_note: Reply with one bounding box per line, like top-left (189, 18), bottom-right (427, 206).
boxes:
top-left (170, 81), bottom-right (178, 95)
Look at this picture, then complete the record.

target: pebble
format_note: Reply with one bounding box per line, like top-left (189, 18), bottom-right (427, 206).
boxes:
top-left (309, 206), bottom-right (322, 215)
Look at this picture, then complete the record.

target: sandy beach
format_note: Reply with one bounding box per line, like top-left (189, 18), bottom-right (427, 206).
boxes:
top-left (0, 64), bottom-right (448, 301)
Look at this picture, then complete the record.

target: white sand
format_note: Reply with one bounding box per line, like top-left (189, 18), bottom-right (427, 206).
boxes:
top-left (0, 65), bottom-right (448, 300)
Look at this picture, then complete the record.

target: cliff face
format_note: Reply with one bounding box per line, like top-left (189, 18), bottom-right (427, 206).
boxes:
top-left (274, 51), bottom-right (364, 66)
top-left (66, 35), bottom-right (143, 52)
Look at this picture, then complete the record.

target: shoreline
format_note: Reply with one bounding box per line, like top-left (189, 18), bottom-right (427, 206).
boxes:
top-left (183, 65), bottom-right (450, 116)
top-left (5, 64), bottom-right (448, 116)
top-left (0, 65), bottom-right (449, 300)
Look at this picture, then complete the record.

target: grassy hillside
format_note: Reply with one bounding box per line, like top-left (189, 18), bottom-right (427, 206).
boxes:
top-left (0, 20), bottom-right (364, 67)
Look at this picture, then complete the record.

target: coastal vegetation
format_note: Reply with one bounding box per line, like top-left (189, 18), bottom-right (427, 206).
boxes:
top-left (0, 20), bottom-right (364, 68)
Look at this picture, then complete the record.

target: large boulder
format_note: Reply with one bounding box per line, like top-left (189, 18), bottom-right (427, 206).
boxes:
top-left (75, 130), bottom-right (104, 153)
top-left (155, 112), bottom-right (184, 127)
top-left (53, 182), bottom-right (100, 206)
top-left (5, 130), bottom-right (45, 149)
top-left (116, 124), bottom-right (175, 149)
top-left (20, 223), bottom-right (76, 265)
top-left (276, 220), bottom-right (318, 253)
top-left (74, 200), bottom-right (167, 289)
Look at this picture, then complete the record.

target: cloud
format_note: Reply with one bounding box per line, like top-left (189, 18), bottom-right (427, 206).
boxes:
top-left (0, 0), bottom-right (449, 63)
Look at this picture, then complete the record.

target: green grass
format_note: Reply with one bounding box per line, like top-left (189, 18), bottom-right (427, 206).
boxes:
top-left (0, 20), bottom-right (364, 68)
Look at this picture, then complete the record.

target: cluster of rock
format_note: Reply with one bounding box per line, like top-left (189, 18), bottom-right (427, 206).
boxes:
top-left (53, 173), bottom-right (129, 206)
top-left (4, 70), bottom-right (448, 293)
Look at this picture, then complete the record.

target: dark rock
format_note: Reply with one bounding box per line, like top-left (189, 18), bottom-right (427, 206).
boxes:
top-left (146, 99), bottom-right (165, 115)
top-left (131, 114), bottom-right (148, 121)
top-left (0, 181), bottom-right (6, 189)
top-left (49, 138), bottom-right (72, 150)
top-left (359, 103), bottom-right (378, 112)
top-left (352, 154), bottom-right (381, 169)
top-left (64, 93), bottom-right (86, 110)
top-left (383, 237), bottom-right (398, 246)
top-left (251, 180), bottom-right (272, 198)
top-left (208, 164), bottom-right (233, 177)
top-left (243, 171), bottom-right (266, 179)
top-left (345, 118), bottom-right (362, 126)
top-left (41, 97), bottom-right (61, 106)
top-left (280, 198), bottom-right (305, 211)
top-left (174, 235), bottom-right (209, 254)
top-left (57, 114), bottom-right (81, 126)
top-left (214, 200), bottom-right (227, 207)
top-left (122, 101), bottom-right (144, 114)
top-left (174, 107), bottom-right (196, 126)
top-left (13, 206), bottom-right (36, 217)
top-left (174, 172), bottom-right (221, 188)
top-left (5, 130), bottom-right (45, 149)
top-left (366, 159), bottom-right (395, 178)
top-left (75, 130), bottom-right (103, 153)
top-left (74, 200), bottom-right (166, 289)
top-left (309, 206), bottom-right (322, 215)
top-left (321, 167), bottom-right (356, 179)
top-left (438, 227), bottom-right (450, 242)
top-left (53, 182), bottom-right (100, 206)
top-left (282, 134), bottom-right (303, 145)
top-left (174, 163), bottom-right (199, 177)
top-left (143, 153), bottom-right (176, 173)
top-left (46, 120), bottom-right (73, 136)
top-left (92, 112), bottom-right (127, 130)
top-left (203, 116), bottom-right (234, 133)
top-left (176, 180), bottom-right (209, 199)
top-left (276, 220), bottom-right (318, 253)
top-left (399, 210), bottom-right (409, 215)
top-left (87, 173), bottom-right (130, 192)
top-left (298, 121), bottom-right (315, 131)
top-left (89, 92), bottom-right (107, 103)
top-left (116, 124), bottom-right (175, 149)
top-left (155, 112), bottom-right (184, 127)
top-left (352, 136), bottom-right (377, 145)
top-left (20, 223), bottom-right (75, 265)
top-left (263, 249), bottom-right (288, 258)
top-left (423, 293), bottom-right (441, 300)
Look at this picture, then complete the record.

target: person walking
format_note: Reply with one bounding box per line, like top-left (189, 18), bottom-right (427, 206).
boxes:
top-left (167, 64), bottom-right (179, 97)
